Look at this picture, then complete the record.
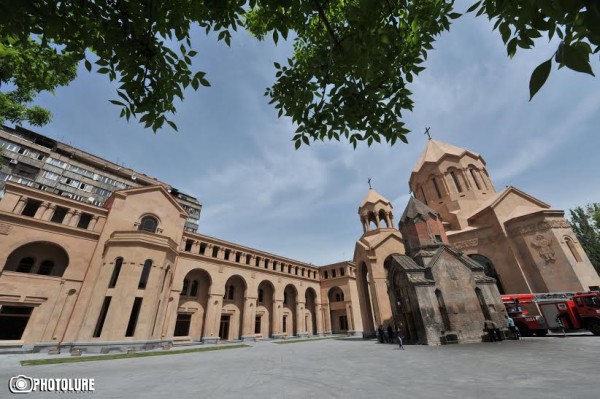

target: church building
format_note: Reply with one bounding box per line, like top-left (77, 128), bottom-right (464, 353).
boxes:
top-left (0, 128), bottom-right (598, 353)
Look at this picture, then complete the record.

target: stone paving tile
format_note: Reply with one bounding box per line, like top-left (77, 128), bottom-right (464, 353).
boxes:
top-left (1, 336), bottom-right (599, 398)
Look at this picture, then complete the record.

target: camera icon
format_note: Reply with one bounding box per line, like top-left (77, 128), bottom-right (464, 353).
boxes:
top-left (8, 375), bottom-right (34, 394)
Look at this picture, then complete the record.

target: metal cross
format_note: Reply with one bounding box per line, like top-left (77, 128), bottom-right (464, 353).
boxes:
top-left (368, 178), bottom-right (372, 189)
top-left (424, 127), bottom-right (431, 140)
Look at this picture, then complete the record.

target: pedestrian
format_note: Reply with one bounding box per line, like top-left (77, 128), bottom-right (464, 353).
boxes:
top-left (484, 319), bottom-right (497, 342)
top-left (377, 325), bottom-right (385, 343)
top-left (396, 325), bottom-right (405, 350)
top-left (387, 325), bottom-right (394, 343)
top-left (505, 315), bottom-right (519, 340)
top-left (556, 314), bottom-right (566, 337)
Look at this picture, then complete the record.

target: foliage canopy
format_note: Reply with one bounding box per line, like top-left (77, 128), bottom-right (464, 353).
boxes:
top-left (0, 0), bottom-right (597, 148)
top-left (570, 204), bottom-right (600, 276)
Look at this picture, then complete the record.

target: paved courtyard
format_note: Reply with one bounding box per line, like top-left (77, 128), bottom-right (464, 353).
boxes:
top-left (1, 335), bottom-right (599, 398)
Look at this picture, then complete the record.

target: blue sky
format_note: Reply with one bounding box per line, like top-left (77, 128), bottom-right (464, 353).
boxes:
top-left (22, 12), bottom-right (600, 266)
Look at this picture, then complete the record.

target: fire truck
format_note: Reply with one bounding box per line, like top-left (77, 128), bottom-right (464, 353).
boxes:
top-left (502, 291), bottom-right (600, 336)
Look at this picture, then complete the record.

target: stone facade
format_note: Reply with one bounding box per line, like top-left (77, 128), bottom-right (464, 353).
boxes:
top-left (408, 139), bottom-right (600, 295)
top-left (0, 182), bottom-right (360, 353)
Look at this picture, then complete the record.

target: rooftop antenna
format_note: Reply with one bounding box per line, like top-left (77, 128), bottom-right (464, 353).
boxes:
top-left (424, 127), bottom-right (432, 140)
top-left (368, 177), bottom-right (372, 190)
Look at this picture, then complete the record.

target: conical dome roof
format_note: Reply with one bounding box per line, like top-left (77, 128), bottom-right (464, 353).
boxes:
top-left (400, 197), bottom-right (439, 224)
top-left (412, 139), bottom-right (482, 174)
top-left (359, 188), bottom-right (392, 209)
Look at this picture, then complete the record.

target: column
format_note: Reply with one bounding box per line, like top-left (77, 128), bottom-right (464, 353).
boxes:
top-left (63, 209), bottom-right (75, 225)
top-left (241, 296), bottom-right (257, 341)
top-left (272, 299), bottom-right (284, 339)
top-left (13, 196), bottom-right (28, 214)
top-left (202, 293), bottom-right (224, 344)
top-left (68, 210), bottom-right (81, 227)
top-left (88, 216), bottom-right (99, 231)
top-left (192, 240), bottom-right (200, 253)
top-left (42, 203), bottom-right (56, 221)
top-left (345, 303), bottom-right (356, 336)
top-left (34, 202), bottom-right (49, 219)
top-left (296, 301), bottom-right (307, 338)
top-left (315, 304), bottom-right (324, 336)
top-left (322, 303), bottom-right (332, 335)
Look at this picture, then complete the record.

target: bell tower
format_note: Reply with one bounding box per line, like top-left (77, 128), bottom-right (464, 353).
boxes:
top-left (358, 188), bottom-right (394, 233)
top-left (409, 139), bottom-right (496, 231)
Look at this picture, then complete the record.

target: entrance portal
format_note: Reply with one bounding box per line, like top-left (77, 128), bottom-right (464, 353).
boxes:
top-left (219, 315), bottom-right (231, 340)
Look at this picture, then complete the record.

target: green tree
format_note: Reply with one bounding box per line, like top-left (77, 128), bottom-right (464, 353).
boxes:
top-left (0, 1), bottom-right (598, 147)
top-left (570, 204), bottom-right (600, 276)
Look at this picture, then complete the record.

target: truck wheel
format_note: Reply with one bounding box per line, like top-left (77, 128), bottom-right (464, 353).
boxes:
top-left (517, 323), bottom-right (531, 337)
top-left (534, 330), bottom-right (547, 337)
top-left (588, 322), bottom-right (600, 336)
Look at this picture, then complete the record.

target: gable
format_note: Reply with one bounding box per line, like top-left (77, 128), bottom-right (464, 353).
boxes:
top-left (468, 186), bottom-right (550, 224)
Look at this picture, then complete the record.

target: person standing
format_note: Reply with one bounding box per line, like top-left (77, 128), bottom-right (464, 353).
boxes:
top-left (396, 325), bottom-right (405, 350)
top-left (377, 325), bottom-right (385, 343)
top-left (387, 325), bottom-right (394, 343)
top-left (484, 319), bottom-right (497, 342)
top-left (505, 315), bottom-right (519, 340)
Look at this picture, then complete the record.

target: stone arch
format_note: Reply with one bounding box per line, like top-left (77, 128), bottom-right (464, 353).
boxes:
top-left (304, 287), bottom-right (318, 336)
top-left (256, 280), bottom-right (276, 338)
top-left (328, 286), bottom-right (348, 334)
top-left (4, 241), bottom-right (69, 277)
top-left (564, 236), bottom-right (583, 262)
top-left (176, 268), bottom-right (212, 340)
top-left (378, 209), bottom-right (390, 228)
top-left (367, 212), bottom-right (378, 230)
top-left (283, 284), bottom-right (298, 336)
top-left (328, 286), bottom-right (345, 303)
top-left (357, 262), bottom-right (375, 335)
top-left (138, 214), bottom-right (160, 233)
top-left (468, 254), bottom-right (505, 294)
top-left (221, 275), bottom-right (247, 340)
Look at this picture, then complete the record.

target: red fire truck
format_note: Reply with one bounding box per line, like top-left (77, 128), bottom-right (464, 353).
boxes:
top-left (502, 291), bottom-right (600, 336)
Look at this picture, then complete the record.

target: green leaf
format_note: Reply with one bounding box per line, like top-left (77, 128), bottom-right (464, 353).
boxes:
top-left (200, 79), bottom-right (211, 87)
top-left (562, 44), bottom-right (595, 76)
top-left (449, 13), bottom-right (462, 20)
top-left (84, 60), bottom-right (92, 72)
top-left (167, 120), bottom-right (178, 131)
top-left (529, 58), bottom-right (552, 100)
top-left (466, 2), bottom-right (481, 13)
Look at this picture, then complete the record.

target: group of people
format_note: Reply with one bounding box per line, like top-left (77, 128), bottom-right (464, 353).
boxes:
top-left (484, 316), bottom-right (520, 342)
top-left (377, 324), bottom-right (405, 349)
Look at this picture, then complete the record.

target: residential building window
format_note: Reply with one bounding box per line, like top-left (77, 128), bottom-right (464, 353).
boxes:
top-left (125, 297), bottom-right (143, 337)
top-left (93, 297), bottom-right (112, 338)
top-left (138, 259), bottom-right (152, 289)
top-left (50, 206), bottom-right (69, 223)
top-left (139, 216), bottom-right (158, 233)
top-left (190, 280), bottom-right (199, 297)
top-left (77, 213), bottom-right (93, 229)
top-left (181, 279), bottom-right (190, 296)
top-left (332, 269), bottom-right (337, 278)
top-left (38, 260), bottom-right (54, 275)
top-left (21, 199), bottom-right (42, 217)
top-left (185, 239), bottom-right (193, 252)
top-left (199, 243), bottom-right (207, 255)
top-left (16, 257), bottom-right (35, 273)
top-left (212, 245), bottom-right (220, 258)
top-left (340, 267), bottom-right (345, 276)
top-left (108, 258), bottom-right (123, 288)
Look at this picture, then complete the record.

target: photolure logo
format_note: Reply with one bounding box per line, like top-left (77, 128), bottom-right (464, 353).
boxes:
top-left (8, 375), bottom-right (95, 394)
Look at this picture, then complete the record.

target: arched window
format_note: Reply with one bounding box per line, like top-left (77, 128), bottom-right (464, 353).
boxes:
top-left (38, 260), bottom-right (54, 275)
top-left (565, 237), bottom-right (583, 262)
top-left (227, 285), bottom-right (235, 300)
top-left (190, 280), bottom-right (199, 296)
top-left (138, 259), bottom-right (153, 289)
top-left (432, 177), bottom-right (442, 199)
top-left (449, 170), bottom-right (463, 193)
top-left (295, 266), bottom-right (299, 275)
top-left (139, 216), bottom-right (158, 233)
top-left (258, 288), bottom-right (264, 303)
top-left (378, 209), bottom-right (389, 228)
top-left (109, 257), bottom-right (123, 288)
top-left (283, 292), bottom-right (288, 304)
top-left (469, 167), bottom-right (481, 190)
top-left (16, 257), bottom-right (34, 273)
top-left (181, 279), bottom-right (190, 296)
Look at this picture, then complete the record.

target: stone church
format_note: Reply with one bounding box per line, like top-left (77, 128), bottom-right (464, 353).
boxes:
top-left (0, 129), bottom-right (598, 353)
top-left (352, 138), bottom-right (600, 344)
